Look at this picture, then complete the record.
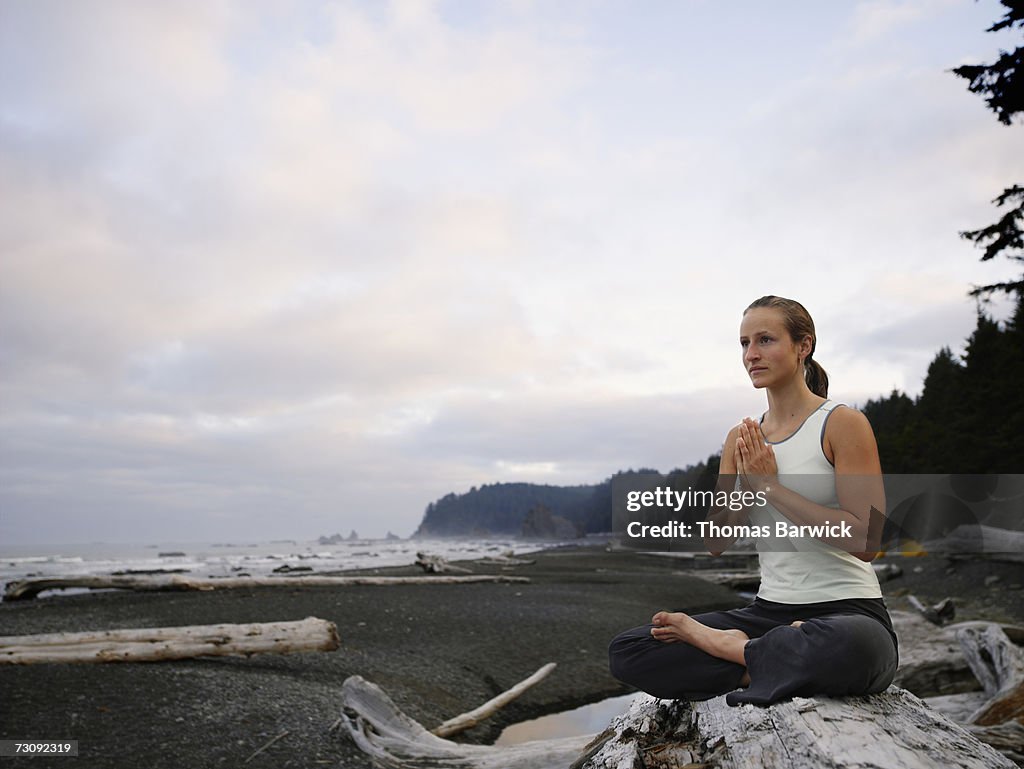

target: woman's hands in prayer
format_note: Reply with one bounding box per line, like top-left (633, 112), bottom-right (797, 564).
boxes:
top-left (735, 417), bottom-right (778, 495)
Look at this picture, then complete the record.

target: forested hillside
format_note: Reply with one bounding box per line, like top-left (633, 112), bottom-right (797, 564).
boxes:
top-left (413, 462), bottom-right (718, 537)
top-left (864, 297), bottom-right (1023, 473)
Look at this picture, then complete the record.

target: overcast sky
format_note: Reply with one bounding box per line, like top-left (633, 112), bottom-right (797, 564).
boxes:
top-left (1, 0), bottom-right (1021, 545)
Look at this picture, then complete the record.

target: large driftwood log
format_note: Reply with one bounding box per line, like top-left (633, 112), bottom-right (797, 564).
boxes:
top-left (3, 573), bottom-right (530, 601)
top-left (685, 690), bottom-right (1015, 769)
top-left (967, 722), bottom-right (1024, 765)
top-left (956, 623), bottom-right (1024, 697)
top-left (956, 623), bottom-right (1024, 726)
top-left (923, 525), bottom-right (1024, 563)
top-left (432, 663), bottom-right (557, 738)
top-left (887, 611), bottom-right (1024, 698)
top-left (690, 563), bottom-right (899, 591)
top-left (340, 677), bottom-right (1016, 769)
top-left (582, 690), bottom-right (1021, 768)
top-left (890, 611), bottom-right (979, 697)
top-left (339, 613), bottom-right (1024, 767)
top-left (340, 675), bottom-right (593, 769)
top-left (923, 691), bottom-right (991, 722)
top-left (586, 689), bottom-right (1016, 769)
top-left (0, 617), bottom-right (339, 664)
top-left (875, 615), bottom-right (1024, 763)
top-left (340, 612), bottom-right (1024, 767)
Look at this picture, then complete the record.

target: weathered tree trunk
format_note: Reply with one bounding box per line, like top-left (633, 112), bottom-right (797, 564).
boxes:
top-left (340, 610), bottom-right (1024, 768)
top-left (955, 622), bottom-right (1024, 726)
top-left (924, 526), bottom-right (1024, 563)
top-left (341, 676), bottom-right (593, 769)
top-left (686, 563), bottom-right (896, 591)
top-left (579, 689), bottom-right (1017, 769)
top-left (339, 677), bottom-right (1017, 769)
top-left (966, 722), bottom-right (1024, 765)
top-left (3, 573), bottom-right (530, 601)
top-left (890, 611), bottom-right (979, 697)
top-left (0, 617), bottom-right (339, 664)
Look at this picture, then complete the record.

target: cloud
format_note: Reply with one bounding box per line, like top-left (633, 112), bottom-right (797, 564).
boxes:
top-left (846, 0), bottom-right (956, 47)
top-left (0, 1), bottom-right (1020, 544)
top-left (0, 383), bottom-right (755, 543)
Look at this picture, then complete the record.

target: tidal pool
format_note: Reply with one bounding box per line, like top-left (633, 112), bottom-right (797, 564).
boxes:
top-left (495, 692), bottom-right (642, 745)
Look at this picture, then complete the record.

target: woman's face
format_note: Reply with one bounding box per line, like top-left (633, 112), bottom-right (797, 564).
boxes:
top-left (739, 307), bottom-right (805, 389)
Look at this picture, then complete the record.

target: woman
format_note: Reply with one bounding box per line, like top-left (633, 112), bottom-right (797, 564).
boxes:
top-left (608, 296), bottom-right (898, 706)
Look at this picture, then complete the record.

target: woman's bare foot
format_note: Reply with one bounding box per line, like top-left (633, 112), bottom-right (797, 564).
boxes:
top-left (650, 611), bottom-right (750, 668)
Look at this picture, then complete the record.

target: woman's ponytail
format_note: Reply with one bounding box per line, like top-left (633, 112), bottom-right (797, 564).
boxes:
top-left (805, 356), bottom-right (829, 398)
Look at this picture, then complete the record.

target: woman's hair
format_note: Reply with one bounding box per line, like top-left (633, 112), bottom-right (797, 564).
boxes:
top-left (744, 296), bottom-right (829, 397)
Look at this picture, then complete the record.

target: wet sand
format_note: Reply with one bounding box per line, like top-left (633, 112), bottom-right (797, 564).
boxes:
top-left (1, 545), bottom-right (1020, 769)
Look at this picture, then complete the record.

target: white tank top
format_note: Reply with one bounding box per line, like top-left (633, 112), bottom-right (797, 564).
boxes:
top-left (748, 399), bottom-right (882, 603)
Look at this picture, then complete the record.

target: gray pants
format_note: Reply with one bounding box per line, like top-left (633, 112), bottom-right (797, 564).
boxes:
top-left (608, 597), bottom-right (899, 706)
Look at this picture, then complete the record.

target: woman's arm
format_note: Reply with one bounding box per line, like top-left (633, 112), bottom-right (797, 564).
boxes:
top-left (736, 409), bottom-right (885, 562)
top-left (704, 424), bottom-right (751, 556)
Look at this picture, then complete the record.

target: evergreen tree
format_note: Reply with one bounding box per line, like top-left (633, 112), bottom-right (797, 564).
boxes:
top-left (915, 348), bottom-right (967, 472)
top-left (959, 299), bottom-right (1024, 470)
top-left (952, 0), bottom-right (1024, 298)
top-left (863, 390), bottom-right (917, 472)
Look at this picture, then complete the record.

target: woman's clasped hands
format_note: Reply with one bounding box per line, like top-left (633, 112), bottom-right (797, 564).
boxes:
top-left (735, 417), bottom-right (778, 495)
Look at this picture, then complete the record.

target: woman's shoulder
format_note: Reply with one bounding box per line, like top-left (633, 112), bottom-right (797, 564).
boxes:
top-left (824, 403), bottom-right (872, 432)
top-left (822, 404), bottom-right (881, 470)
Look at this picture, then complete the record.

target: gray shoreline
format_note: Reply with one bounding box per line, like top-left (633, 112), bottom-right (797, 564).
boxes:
top-left (1, 545), bottom-right (1020, 768)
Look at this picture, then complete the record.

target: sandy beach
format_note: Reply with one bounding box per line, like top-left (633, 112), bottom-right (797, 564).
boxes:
top-left (1, 545), bottom-right (1021, 768)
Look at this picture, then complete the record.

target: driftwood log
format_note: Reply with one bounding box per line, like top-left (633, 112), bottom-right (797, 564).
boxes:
top-left (956, 623), bottom-right (1024, 727)
top-left (340, 611), bottom-right (1024, 768)
top-left (967, 722), bottom-right (1024, 765)
top-left (432, 663), bottom-right (556, 738)
top-left (415, 553), bottom-right (474, 574)
top-left (341, 675), bottom-right (593, 769)
top-left (579, 688), bottom-right (1017, 769)
top-left (480, 553), bottom-right (537, 567)
top-left (3, 573), bottom-right (530, 601)
top-left (891, 611), bottom-right (983, 696)
top-left (923, 526), bottom-right (1024, 563)
top-left (689, 562), bottom-right (899, 591)
top-left (339, 678), bottom-right (1016, 769)
top-left (0, 617), bottom-right (339, 665)
top-left (907, 594), bottom-right (956, 626)
top-left (873, 563), bottom-right (903, 582)
top-left (887, 613), bottom-right (1024, 763)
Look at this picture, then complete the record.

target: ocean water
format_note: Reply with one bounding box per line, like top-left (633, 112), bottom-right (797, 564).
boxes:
top-left (0, 537), bottom-right (560, 599)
